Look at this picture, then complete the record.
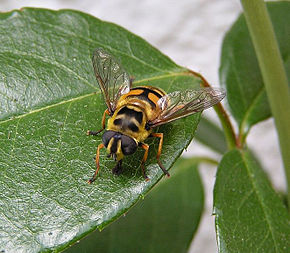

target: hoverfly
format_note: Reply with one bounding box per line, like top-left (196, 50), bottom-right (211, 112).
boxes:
top-left (87, 48), bottom-right (226, 184)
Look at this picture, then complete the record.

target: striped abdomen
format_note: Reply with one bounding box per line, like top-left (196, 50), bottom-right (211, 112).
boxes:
top-left (117, 86), bottom-right (165, 120)
top-left (127, 86), bottom-right (165, 111)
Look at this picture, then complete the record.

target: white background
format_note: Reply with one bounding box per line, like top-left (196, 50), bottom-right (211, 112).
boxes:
top-left (1, 1), bottom-right (285, 252)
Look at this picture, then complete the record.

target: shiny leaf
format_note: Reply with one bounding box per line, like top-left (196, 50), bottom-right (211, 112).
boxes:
top-left (0, 8), bottom-right (203, 252)
top-left (214, 149), bottom-right (290, 252)
top-left (65, 159), bottom-right (204, 253)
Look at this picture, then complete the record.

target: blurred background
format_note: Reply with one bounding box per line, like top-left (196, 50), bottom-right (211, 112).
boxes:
top-left (1, 0), bottom-right (284, 252)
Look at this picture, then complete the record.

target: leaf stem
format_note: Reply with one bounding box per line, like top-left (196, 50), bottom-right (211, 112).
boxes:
top-left (188, 69), bottom-right (238, 150)
top-left (240, 0), bottom-right (290, 208)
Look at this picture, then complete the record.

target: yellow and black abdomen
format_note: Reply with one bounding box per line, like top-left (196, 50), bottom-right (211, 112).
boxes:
top-left (107, 86), bottom-right (166, 142)
top-left (117, 86), bottom-right (165, 120)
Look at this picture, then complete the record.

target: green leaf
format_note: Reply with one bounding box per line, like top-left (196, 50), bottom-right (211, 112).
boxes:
top-left (65, 158), bottom-right (204, 253)
top-left (0, 8), bottom-right (202, 252)
top-left (195, 116), bottom-right (227, 154)
top-left (219, 2), bottom-right (290, 136)
top-left (213, 149), bottom-right (290, 252)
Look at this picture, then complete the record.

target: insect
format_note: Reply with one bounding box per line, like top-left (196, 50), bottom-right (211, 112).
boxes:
top-left (87, 48), bottom-right (226, 184)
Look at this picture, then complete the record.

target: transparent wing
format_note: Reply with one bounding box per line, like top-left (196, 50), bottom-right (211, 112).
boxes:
top-left (92, 48), bottom-right (131, 114)
top-left (149, 87), bottom-right (226, 128)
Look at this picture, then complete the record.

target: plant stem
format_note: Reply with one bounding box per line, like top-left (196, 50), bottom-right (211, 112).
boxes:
top-left (188, 69), bottom-right (238, 150)
top-left (240, 0), bottom-right (290, 207)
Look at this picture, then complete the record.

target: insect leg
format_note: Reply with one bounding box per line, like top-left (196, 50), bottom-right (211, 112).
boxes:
top-left (150, 133), bottom-right (170, 177)
top-left (87, 109), bottom-right (110, 136)
top-left (139, 143), bottom-right (150, 181)
top-left (129, 77), bottom-right (134, 88)
top-left (88, 143), bottom-right (105, 184)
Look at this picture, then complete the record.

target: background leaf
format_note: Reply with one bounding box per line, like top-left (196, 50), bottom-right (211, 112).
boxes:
top-left (0, 8), bottom-right (203, 252)
top-left (65, 158), bottom-right (204, 253)
top-left (213, 149), bottom-right (290, 252)
top-left (195, 117), bottom-right (227, 154)
top-left (219, 2), bottom-right (290, 135)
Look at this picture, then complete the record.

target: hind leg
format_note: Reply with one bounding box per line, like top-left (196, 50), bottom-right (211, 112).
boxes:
top-left (150, 133), bottom-right (170, 177)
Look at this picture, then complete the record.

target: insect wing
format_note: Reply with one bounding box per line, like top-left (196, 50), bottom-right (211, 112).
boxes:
top-left (92, 48), bottom-right (131, 114)
top-left (149, 87), bottom-right (226, 127)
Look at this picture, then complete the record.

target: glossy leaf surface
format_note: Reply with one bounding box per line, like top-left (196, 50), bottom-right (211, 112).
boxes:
top-left (0, 8), bottom-right (203, 252)
top-left (65, 159), bottom-right (204, 253)
top-left (214, 149), bottom-right (290, 252)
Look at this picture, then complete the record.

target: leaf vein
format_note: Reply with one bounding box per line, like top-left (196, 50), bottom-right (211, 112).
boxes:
top-left (0, 72), bottom-right (190, 125)
top-left (239, 86), bottom-right (265, 134)
top-left (0, 50), bottom-right (97, 90)
top-left (240, 151), bottom-right (279, 252)
top-left (23, 18), bottom-right (172, 74)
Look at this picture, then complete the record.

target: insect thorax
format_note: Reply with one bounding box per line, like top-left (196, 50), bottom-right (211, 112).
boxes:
top-left (107, 86), bottom-right (166, 142)
top-left (107, 104), bottom-right (151, 143)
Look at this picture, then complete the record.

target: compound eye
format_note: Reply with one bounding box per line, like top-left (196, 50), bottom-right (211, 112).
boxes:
top-left (121, 135), bottom-right (137, 155)
top-left (102, 130), bottom-right (116, 147)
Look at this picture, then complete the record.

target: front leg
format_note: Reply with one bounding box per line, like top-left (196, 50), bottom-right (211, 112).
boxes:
top-left (87, 109), bottom-right (110, 136)
top-left (88, 143), bottom-right (105, 184)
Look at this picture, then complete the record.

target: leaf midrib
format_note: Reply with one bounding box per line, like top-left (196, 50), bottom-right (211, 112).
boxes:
top-left (0, 50), bottom-right (96, 90)
top-left (240, 150), bottom-right (278, 251)
top-left (239, 86), bottom-right (265, 134)
top-left (4, 9), bottom-right (177, 75)
top-left (0, 71), bottom-right (189, 125)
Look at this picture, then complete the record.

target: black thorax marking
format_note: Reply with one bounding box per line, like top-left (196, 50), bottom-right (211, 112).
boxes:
top-left (114, 106), bottom-right (143, 132)
top-left (117, 106), bottom-right (143, 123)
